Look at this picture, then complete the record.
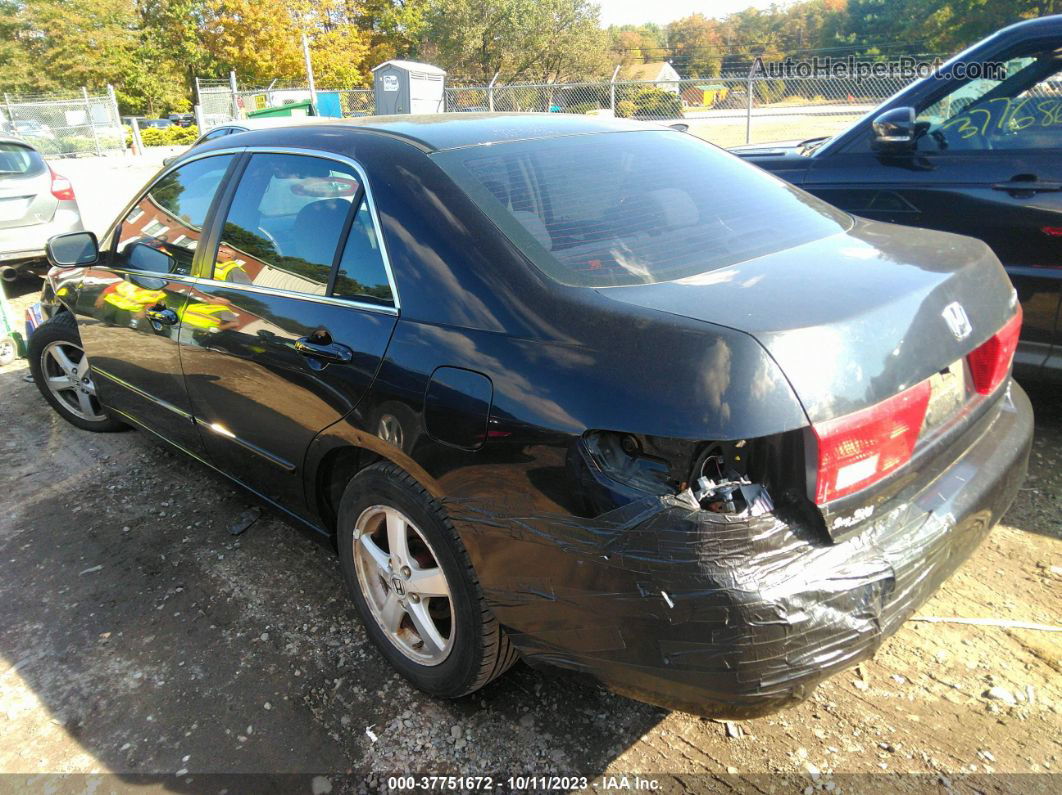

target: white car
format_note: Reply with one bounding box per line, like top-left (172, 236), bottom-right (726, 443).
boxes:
top-left (0, 136), bottom-right (83, 282)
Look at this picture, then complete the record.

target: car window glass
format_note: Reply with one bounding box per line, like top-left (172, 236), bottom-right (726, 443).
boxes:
top-left (434, 130), bottom-right (848, 288)
top-left (114, 154), bottom-right (234, 275)
top-left (201, 128), bottom-right (231, 142)
top-left (210, 152), bottom-right (360, 295)
top-left (916, 50), bottom-right (1062, 151)
top-left (332, 202), bottom-right (393, 305)
top-left (0, 143), bottom-right (46, 178)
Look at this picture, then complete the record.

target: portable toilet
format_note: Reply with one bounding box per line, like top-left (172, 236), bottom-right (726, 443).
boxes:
top-left (372, 60), bottom-right (446, 115)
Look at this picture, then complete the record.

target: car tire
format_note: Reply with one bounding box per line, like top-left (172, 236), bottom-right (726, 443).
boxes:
top-left (337, 462), bottom-right (518, 697)
top-left (28, 312), bottom-right (125, 432)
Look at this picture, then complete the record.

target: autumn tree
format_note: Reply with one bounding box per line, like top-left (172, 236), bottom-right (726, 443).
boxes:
top-left (667, 14), bottom-right (724, 77)
top-left (608, 24), bottom-right (667, 67)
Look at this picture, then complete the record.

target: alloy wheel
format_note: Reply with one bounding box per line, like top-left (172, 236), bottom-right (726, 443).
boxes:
top-left (40, 340), bottom-right (107, 422)
top-left (352, 505), bottom-right (455, 665)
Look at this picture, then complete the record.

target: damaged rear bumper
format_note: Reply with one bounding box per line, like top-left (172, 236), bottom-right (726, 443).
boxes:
top-left (451, 383), bottom-right (1033, 718)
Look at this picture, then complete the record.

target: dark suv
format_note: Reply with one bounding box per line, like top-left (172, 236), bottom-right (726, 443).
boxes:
top-left (27, 115), bottom-right (1031, 717)
top-left (733, 15), bottom-right (1062, 382)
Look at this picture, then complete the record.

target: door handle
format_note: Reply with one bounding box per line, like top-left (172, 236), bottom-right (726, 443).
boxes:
top-left (294, 336), bottom-right (353, 364)
top-left (146, 306), bottom-right (179, 325)
top-left (992, 179), bottom-right (1062, 194)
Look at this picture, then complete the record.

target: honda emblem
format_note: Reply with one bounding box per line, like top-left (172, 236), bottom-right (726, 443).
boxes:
top-left (942, 302), bottom-right (972, 341)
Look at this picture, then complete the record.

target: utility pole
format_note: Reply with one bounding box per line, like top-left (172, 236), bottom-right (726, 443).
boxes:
top-left (302, 32), bottom-right (317, 109)
top-left (229, 70), bottom-right (240, 121)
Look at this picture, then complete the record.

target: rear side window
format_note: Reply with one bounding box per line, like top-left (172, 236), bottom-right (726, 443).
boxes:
top-left (114, 154), bottom-right (234, 274)
top-left (433, 130), bottom-right (849, 287)
top-left (199, 128), bottom-right (232, 143)
top-left (332, 203), bottom-right (392, 305)
top-left (0, 143), bottom-right (46, 178)
top-left (210, 152), bottom-right (393, 305)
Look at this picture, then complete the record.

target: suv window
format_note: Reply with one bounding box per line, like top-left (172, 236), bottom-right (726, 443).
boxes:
top-left (916, 50), bottom-right (1062, 151)
top-left (211, 152), bottom-right (392, 304)
top-left (114, 154), bottom-right (234, 274)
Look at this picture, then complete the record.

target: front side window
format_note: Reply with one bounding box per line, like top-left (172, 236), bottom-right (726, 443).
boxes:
top-left (210, 152), bottom-right (392, 304)
top-left (916, 49), bottom-right (1062, 151)
top-left (434, 131), bottom-right (849, 288)
top-left (114, 154), bottom-right (234, 274)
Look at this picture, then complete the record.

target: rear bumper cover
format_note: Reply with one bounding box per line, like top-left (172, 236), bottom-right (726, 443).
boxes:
top-left (0, 208), bottom-right (83, 271)
top-left (450, 382), bottom-right (1032, 717)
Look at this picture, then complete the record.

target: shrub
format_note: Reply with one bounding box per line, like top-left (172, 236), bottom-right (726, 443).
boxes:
top-left (566, 101), bottom-right (601, 115)
top-left (615, 100), bottom-right (636, 119)
top-left (135, 124), bottom-right (199, 147)
top-left (24, 135), bottom-right (59, 154)
top-left (632, 88), bottom-right (683, 120)
top-left (57, 136), bottom-right (97, 154)
top-left (139, 126), bottom-right (169, 147)
top-left (753, 79), bottom-right (787, 105)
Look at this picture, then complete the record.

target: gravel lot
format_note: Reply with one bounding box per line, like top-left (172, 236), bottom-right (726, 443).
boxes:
top-left (0, 155), bottom-right (1059, 791)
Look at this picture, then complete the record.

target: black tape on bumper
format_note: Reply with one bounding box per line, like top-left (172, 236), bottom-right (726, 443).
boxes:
top-left (446, 385), bottom-right (1032, 717)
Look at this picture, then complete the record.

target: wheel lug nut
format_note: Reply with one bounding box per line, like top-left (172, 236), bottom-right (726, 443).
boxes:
top-left (409, 593), bottom-right (420, 603)
top-left (401, 566), bottom-right (411, 578)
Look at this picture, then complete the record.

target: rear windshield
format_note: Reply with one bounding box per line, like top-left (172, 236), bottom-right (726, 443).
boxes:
top-left (433, 130), bottom-right (849, 287)
top-left (0, 143), bottom-right (46, 178)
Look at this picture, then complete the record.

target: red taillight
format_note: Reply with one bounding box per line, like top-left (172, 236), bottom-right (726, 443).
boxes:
top-left (50, 168), bottom-right (75, 201)
top-left (967, 306), bottom-right (1022, 396)
top-left (811, 379), bottom-right (931, 505)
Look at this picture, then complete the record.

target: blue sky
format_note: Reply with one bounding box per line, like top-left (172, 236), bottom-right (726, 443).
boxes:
top-left (597, 0), bottom-right (776, 28)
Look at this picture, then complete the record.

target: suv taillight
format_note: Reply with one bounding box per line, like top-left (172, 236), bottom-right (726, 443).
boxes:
top-left (967, 306), bottom-right (1022, 395)
top-left (811, 379), bottom-right (931, 505)
top-left (50, 168), bottom-right (75, 201)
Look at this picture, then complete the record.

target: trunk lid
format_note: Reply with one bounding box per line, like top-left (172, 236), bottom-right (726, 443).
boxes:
top-left (599, 219), bottom-right (1016, 424)
top-left (0, 143), bottom-right (57, 231)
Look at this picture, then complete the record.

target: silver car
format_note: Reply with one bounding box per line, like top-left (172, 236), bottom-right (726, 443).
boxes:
top-left (0, 136), bottom-right (83, 282)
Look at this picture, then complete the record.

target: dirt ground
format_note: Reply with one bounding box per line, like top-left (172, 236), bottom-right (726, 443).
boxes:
top-left (0, 284), bottom-right (1059, 792)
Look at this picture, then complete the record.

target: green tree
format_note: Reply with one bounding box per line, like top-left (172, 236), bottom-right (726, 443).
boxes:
top-left (839, 0), bottom-right (1060, 53)
top-left (423, 0), bottom-right (609, 83)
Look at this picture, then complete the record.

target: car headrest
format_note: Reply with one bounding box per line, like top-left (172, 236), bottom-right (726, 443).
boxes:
top-left (292, 199), bottom-right (350, 265)
top-left (644, 188), bottom-right (699, 229)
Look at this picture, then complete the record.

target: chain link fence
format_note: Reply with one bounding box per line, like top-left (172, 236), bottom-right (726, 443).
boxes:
top-left (1, 88), bottom-right (124, 158)
top-left (448, 74), bottom-right (913, 146)
top-left (197, 78), bottom-right (375, 127)
top-left (197, 71), bottom-right (920, 147)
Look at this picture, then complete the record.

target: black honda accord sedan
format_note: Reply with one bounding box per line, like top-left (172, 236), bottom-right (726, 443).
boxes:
top-left (28, 114), bottom-right (1032, 718)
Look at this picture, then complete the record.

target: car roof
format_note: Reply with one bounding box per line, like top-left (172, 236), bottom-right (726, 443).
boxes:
top-left (998, 13), bottom-right (1062, 36)
top-left (223, 116), bottom-right (336, 131)
top-left (228, 112), bottom-right (673, 153)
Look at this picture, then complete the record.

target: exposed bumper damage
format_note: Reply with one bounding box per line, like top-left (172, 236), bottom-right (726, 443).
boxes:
top-left (447, 384), bottom-right (1033, 718)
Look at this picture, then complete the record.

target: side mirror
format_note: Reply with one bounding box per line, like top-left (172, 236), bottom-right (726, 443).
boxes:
top-left (872, 106), bottom-right (917, 151)
top-left (46, 231), bottom-right (99, 268)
